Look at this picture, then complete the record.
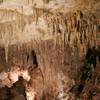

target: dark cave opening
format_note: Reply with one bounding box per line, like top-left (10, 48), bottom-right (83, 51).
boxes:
top-left (0, 76), bottom-right (27, 100)
top-left (70, 46), bottom-right (100, 99)
top-left (27, 50), bottom-right (38, 71)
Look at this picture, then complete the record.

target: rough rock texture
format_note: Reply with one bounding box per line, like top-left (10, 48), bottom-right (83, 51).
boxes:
top-left (0, 0), bottom-right (100, 100)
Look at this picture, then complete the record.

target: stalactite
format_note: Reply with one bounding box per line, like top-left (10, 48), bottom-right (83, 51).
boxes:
top-left (34, 8), bottom-right (39, 25)
top-left (5, 44), bottom-right (9, 63)
top-left (1, 27), bottom-right (9, 63)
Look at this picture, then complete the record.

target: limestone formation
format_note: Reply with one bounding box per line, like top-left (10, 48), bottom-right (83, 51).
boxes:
top-left (0, 0), bottom-right (100, 100)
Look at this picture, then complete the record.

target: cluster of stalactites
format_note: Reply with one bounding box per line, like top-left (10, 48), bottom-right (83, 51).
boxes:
top-left (0, 8), bottom-right (36, 62)
top-left (0, 8), bottom-right (35, 35)
top-left (45, 11), bottom-right (98, 48)
top-left (0, 7), bottom-right (48, 40)
top-left (0, 9), bottom-right (99, 62)
top-left (0, 7), bottom-right (52, 62)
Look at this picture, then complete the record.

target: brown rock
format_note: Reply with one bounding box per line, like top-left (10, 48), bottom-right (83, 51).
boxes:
top-left (11, 95), bottom-right (25, 100)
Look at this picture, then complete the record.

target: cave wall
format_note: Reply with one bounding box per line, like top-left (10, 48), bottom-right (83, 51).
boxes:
top-left (0, 0), bottom-right (100, 100)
